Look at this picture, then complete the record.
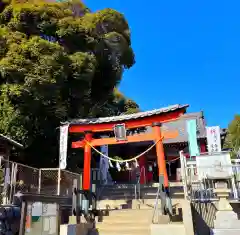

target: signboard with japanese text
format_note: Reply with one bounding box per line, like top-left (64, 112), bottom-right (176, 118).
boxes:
top-left (206, 126), bottom-right (221, 153)
top-left (59, 124), bottom-right (69, 169)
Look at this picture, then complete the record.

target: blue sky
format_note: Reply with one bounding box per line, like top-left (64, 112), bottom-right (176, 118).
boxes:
top-left (85, 0), bottom-right (240, 128)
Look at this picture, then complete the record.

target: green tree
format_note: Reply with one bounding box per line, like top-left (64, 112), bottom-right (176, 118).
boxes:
top-left (224, 115), bottom-right (240, 157)
top-left (0, 0), bottom-right (136, 167)
top-left (90, 88), bottom-right (140, 117)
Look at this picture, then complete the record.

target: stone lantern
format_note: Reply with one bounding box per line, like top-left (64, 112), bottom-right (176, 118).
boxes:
top-left (207, 175), bottom-right (240, 235)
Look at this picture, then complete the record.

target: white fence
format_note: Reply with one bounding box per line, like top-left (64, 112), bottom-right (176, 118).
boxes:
top-left (180, 151), bottom-right (240, 201)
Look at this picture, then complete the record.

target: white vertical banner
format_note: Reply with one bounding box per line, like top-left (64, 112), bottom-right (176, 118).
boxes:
top-left (206, 126), bottom-right (221, 153)
top-left (59, 124), bottom-right (69, 169)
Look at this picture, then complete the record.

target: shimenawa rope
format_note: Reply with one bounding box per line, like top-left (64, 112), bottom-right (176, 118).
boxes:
top-left (85, 138), bottom-right (162, 163)
top-left (85, 138), bottom-right (180, 164)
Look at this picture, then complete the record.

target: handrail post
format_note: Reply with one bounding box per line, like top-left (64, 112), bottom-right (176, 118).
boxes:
top-left (19, 201), bottom-right (27, 235)
top-left (57, 168), bottom-right (61, 195)
top-left (38, 169), bottom-right (41, 194)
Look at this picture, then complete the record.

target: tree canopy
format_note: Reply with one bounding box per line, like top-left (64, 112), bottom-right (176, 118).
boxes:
top-left (0, 0), bottom-right (138, 167)
top-left (91, 88), bottom-right (140, 117)
top-left (224, 115), bottom-right (240, 157)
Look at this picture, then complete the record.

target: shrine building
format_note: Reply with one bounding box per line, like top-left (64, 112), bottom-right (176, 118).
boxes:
top-left (67, 104), bottom-right (226, 186)
top-left (108, 110), bottom-right (226, 183)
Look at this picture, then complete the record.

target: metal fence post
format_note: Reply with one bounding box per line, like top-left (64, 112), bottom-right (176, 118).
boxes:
top-left (38, 169), bottom-right (41, 194)
top-left (180, 151), bottom-right (188, 199)
top-left (92, 170), bottom-right (96, 210)
top-left (79, 172), bottom-right (83, 213)
top-left (57, 168), bottom-right (61, 195)
top-left (9, 162), bottom-right (15, 204)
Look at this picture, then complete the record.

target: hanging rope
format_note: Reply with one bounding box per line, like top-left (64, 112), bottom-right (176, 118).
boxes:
top-left (166, 156), bottom-right (180, 163)
top-left (85, 138), bottom-right (163, 163)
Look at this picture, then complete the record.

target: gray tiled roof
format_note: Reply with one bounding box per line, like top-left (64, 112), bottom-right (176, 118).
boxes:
top-left (66, 104), bottom-right (189, 125)
top-left (143, 111), bottom-right (207, 144)
top-left (162, 111), bottom-right (206, 143)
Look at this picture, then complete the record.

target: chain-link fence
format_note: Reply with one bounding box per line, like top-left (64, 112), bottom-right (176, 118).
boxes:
top-left (38, 168), bottom-right (101, 196)
top-left (39, 168), bottom-right (82, 196)
top-left (0, 157), bottom-right (101, 204)
top-left (0, 157), bottom-right (40, 204)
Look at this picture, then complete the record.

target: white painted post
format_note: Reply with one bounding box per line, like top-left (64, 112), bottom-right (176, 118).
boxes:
top-left (180, 151), bottom-right (188, 199)
top-left (38, 169), bottom-right (41, 194)
top-left (57, 168), bottom-right (61, 195)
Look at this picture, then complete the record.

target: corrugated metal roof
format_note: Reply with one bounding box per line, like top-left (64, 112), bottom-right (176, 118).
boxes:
top-left (66, 104), bottom-right (189, 125)
top-left (0, 134), bottom-right (24, 149)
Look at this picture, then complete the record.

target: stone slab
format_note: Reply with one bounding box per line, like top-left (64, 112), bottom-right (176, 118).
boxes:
top-left (214, 211), bottom-right (240, 229)
top-left (151, 223), bottom-right (186, 235)
top-left (152, 215), bottom-right (170, 224)
top-left (211, 228), bottom-right (240, 235)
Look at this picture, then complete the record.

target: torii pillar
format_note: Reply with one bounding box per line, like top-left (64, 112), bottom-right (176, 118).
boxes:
top-left (153, 122), bottom-right (169, 188)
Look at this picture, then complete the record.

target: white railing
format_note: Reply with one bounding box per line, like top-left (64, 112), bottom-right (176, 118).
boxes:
top-left (180, 151), bottom-right (240, 201)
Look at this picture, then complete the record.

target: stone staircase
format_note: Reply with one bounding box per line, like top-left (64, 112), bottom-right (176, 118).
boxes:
top-left (97, 182), bottom-right (185, 210)
top-left (91, 183), bottom-right (185, 235)
top-left (95, 208), bottom-right (152, 235)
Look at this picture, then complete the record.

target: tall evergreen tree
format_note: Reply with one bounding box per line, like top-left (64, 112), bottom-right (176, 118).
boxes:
top-left (0, 0), bottom-right (136, 167)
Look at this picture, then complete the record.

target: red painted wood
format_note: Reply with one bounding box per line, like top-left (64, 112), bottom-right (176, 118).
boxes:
top-left (139, 155), bottom-right (147, 184)
top-left (83, 132), bottom-right (92, 190)
top-left (153, 125), bottom-right (169, 187)
top-left (200, 140), bottom-right (207, 153)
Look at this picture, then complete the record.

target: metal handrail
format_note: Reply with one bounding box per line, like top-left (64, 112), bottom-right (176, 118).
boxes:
top-left (152, 185), bottom-right (161, 223)
top-left (134, 166), bottom-right (146, 201)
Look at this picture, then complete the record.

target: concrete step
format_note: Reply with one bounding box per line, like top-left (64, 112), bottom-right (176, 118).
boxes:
top-left (92, 206), bottom-right (184, 235)
top-left (105, 208), bottom-right (153, 216)
top-left (96, 222), bottom-right (150, 229)
top-left (97, 218), bottom-right (151, 224)
top-left (90, 229), bottom-right (150, 235)
top-left (96, 226), bottom-right (150, 235)
top-left (98, 208), bottom-right (153, 221)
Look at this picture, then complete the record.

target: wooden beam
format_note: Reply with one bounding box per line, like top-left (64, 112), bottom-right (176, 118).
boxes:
top-left (69, 109), bottom-right (186, 133)
top-left (72, 131), bottom-right (178, 148)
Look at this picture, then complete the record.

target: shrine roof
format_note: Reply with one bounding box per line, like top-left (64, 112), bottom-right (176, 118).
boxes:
top-left (66, 104), bottom-right (189, 125)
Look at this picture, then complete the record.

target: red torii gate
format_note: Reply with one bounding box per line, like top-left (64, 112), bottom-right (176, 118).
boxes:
top-left (66, 104), bottom-right (188, 193)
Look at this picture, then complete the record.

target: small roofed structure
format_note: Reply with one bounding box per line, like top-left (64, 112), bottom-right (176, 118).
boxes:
top-left (0, 134), bottom-right (24, 160)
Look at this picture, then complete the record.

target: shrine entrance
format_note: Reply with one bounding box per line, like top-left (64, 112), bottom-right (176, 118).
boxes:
top-left (65, 104), bottom-right (188, 215)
